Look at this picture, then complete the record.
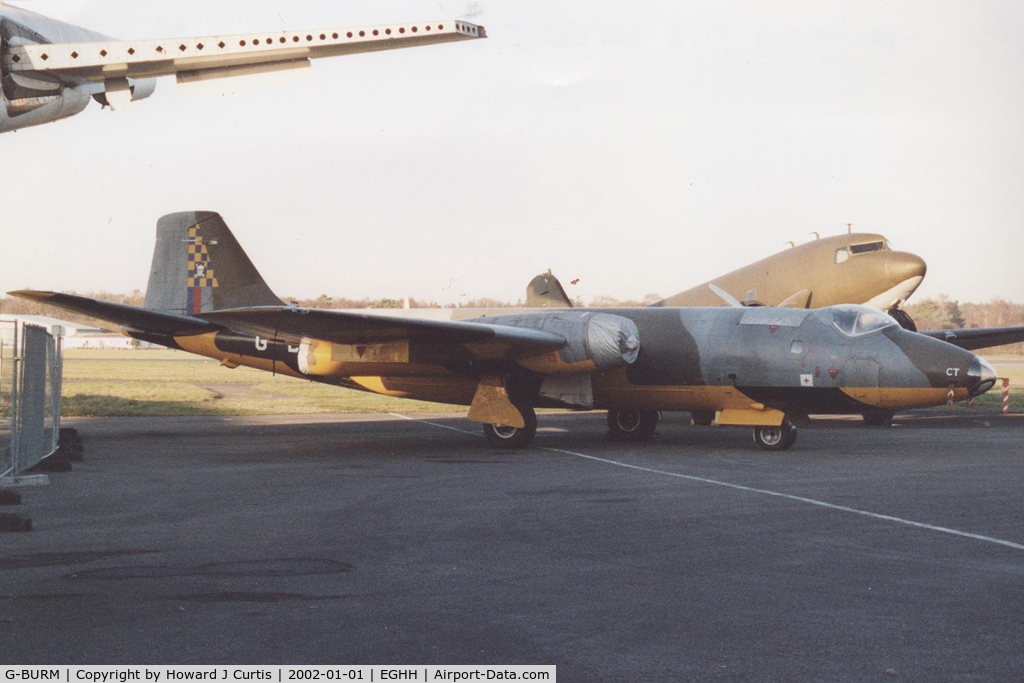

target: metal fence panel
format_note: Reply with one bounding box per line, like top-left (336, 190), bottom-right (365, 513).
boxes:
top-left (47, 329), bottom-right (63, 456)
top-left (19, 324), bottom-right (49, 470)
top-left (0, 321), bottom-right (62, 483)
top-left (0, 322), bottom-right (15, 477)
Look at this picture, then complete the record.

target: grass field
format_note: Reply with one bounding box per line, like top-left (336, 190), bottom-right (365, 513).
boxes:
top-left (57, 349), bottom-right (1024, 418)
top-left (61, 349), bottom-right (463, 417)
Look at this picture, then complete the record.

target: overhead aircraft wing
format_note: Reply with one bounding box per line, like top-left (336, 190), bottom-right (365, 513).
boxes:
top-left (919, 325), bottom-right (1024, 352)
top-left (2, 19), bottom-right (484, 86)
top-left (198, 307), bottom-right (566, 355)
top-left (8, 290), bottom-right (214, 335)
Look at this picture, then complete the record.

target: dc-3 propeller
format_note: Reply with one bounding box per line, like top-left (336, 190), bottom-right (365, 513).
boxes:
top-left (709, 284), bottom-right (745, 308)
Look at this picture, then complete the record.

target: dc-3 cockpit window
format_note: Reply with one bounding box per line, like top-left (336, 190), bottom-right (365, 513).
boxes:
top-left (837, 240), bottom-right (888, 263)
top-left (815, 304), bottom-right (899, 337)
top-left (849, 240), bottom-right (887, 255)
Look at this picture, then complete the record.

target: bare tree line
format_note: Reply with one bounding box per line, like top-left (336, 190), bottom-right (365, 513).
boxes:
top-left (3, 291), bottom-right (1022, 353)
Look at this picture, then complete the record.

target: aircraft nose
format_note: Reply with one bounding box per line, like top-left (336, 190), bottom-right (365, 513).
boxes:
top-left (967, 355), bottom-right (998, 397)
top-left (885, 251), bottom-right (927, 287)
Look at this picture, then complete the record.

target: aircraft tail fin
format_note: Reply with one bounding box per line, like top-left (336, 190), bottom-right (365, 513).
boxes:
top-left (525, 270), bottom-right (572, 308)
top-left (145, 211), bottom-right (283, 315)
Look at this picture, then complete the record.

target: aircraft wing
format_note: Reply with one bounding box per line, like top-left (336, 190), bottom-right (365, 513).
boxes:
top-left (8, 290), bottom-right (213, 335)
top-left (197, 307), bottom-right (566, 355)
top-left (8, 292), bottom-right (565, 358)
top-left (919, 326), bottom-right (1024, 351)
top-left (2, 19), bottom-right (484, 87)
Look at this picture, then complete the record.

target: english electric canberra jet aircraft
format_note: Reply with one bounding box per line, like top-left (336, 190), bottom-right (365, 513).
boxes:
top-left (0, 2), bottom-right (484, 133)
top-left (10, 212), bottom-right (1002, 451)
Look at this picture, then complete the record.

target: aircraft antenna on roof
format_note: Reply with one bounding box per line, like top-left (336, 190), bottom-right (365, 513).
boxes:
top-left (847, 223), bottom-right (853, 233)
top-left (808, 231), bottom-right (820, 240)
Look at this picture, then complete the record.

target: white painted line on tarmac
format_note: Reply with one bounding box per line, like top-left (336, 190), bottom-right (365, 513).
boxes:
top-left (542, 445), bottom-right (1024, 553)
top-left (389, 413), bottom-right (476, 434)
top-left (392, 412), bottom-right (1024, 553)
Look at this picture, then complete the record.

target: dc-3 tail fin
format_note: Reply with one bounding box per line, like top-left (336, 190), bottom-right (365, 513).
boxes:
top-left (145, 211), bottom-right (283, 315)
top-left (525, 270), bottom-right (572, 308)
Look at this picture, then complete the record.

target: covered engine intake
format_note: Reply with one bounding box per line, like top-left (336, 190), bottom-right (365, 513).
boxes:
top-left (481, 311), bottom-right (640, 375)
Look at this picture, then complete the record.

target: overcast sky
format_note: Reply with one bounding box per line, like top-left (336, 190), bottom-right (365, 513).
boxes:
top-left (1, 0), bottom-right (1022, 305)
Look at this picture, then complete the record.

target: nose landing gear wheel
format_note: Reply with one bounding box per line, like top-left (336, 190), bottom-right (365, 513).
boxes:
top-left (752, 419), bottom-right (797, 451)
top-left (483, 408), bottom-right (537, 449)
top-left (607, 408), bottom-right (660, 440)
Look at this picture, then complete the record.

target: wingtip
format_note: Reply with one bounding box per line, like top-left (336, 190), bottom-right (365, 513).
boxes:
top-left (6, 290), bottom-right (56, 301)
top-left (454, 20), bottom-right (486, 38)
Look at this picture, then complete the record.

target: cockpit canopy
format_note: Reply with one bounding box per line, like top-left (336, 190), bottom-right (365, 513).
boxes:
top-left (814, 304), bottom-right (899, 338)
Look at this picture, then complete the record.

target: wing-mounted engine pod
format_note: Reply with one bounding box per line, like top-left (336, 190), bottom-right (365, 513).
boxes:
top-left (297, 338), bottom-right (316, 375)
top-left (579, 313), bottom-right (640, 370)
top-left (297, 337), bottom-right (411, 376)
top-left (484, 311), bottom-right (640, 375)
top-left (0, 82), bottom-right (91, 123)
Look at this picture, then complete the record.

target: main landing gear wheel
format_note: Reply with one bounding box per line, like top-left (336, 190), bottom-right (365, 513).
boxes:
top-left (691, 410), bottom-right (715, 426)
top-left (752, 419), bottom-right (797, 451)
top-left (862, 408), bottom-right (895, 426)
top-left (607, 408), bottom-right (660, 440)
top-left (483, 408), bottom-right (537, 449)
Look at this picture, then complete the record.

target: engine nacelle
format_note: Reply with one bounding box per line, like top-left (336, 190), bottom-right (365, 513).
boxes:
top-left (297, 338), bottom-right (411, 377)
top-left (2, 71), bottom-right (60, 100)
top-left (0, 84), bottom-right (91, 132)
top-left (483, 311), bottom-right (640, 375)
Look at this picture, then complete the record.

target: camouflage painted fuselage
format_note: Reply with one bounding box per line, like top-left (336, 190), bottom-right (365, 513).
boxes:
top-left (13, 211), bottom-right (992, 429)
top-left (586, 306), bottom-right (984, 419)
top-left (139, 303), bottom-right (990, 424)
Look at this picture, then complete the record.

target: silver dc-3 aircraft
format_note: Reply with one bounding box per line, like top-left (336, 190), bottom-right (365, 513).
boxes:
top-left (0, 2), bottom-right (484, 133)
top-left (9, 212), bottom-right (1003, 451)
